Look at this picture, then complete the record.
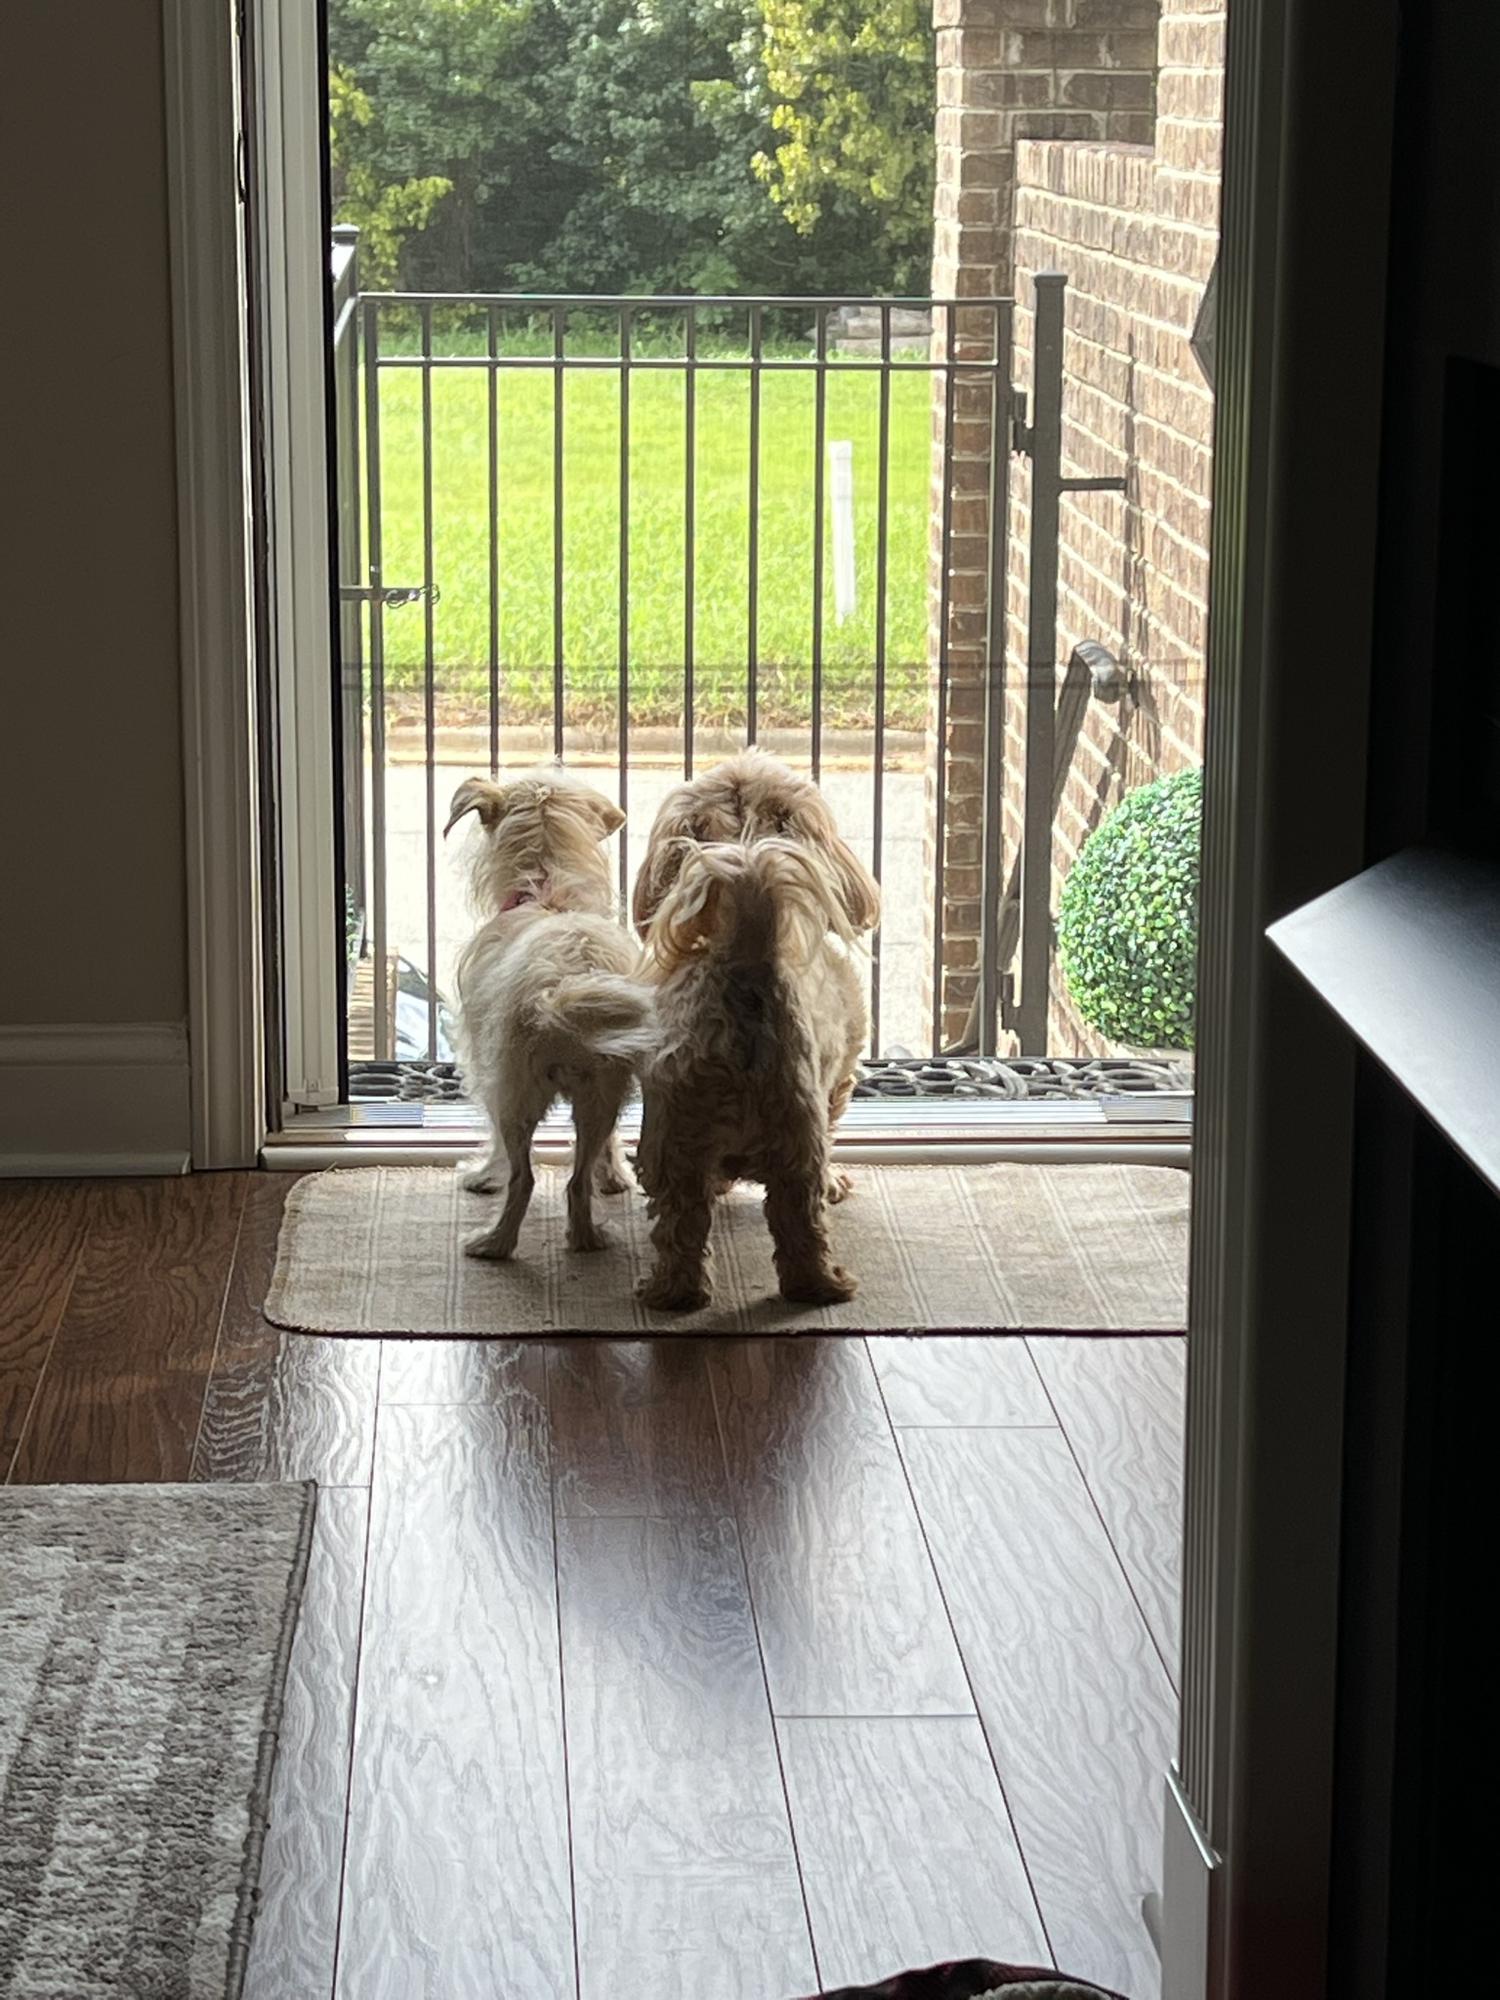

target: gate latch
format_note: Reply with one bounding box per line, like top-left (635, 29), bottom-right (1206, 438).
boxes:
top-left (339, 583), bottom-right (437, 609)
top-left (999, 971), bottom-right (1017, 1032)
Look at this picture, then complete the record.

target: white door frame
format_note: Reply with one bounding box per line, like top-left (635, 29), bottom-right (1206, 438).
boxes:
top-left (164, 0), bottom-right (340, 1165)
top-left (251, 0), bottom-right (343, 1114)
top-left (163, 0), bottom-right (265, 1168)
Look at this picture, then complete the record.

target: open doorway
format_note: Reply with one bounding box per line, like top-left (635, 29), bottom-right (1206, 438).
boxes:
top-left (277, 1), bottom-right (1211, 1161)
top-left (251, 4), bottom-right (1224, 1995)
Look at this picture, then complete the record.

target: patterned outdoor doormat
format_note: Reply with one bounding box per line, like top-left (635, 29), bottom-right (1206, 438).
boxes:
top-left (266, 1163), bottom-right (1188, 1337)
top-left (0, 1483), bottom-right (315, 2000)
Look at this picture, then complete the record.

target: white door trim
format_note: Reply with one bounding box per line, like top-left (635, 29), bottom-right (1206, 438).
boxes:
top-left (162, 0), bottom-right (266, 1169)
top-left (254, 0), bottom-right (342, 1112)
top-left (1169, 0), bottom-right (1401, 1993)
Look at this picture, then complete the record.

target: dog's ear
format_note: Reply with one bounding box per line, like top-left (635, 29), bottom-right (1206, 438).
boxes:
top-left (795, 814), bottom-right (881, 931)
top-left (826, 836), bottom-right (882, 932)
top-left (644, 850), bottom-right (727, 968)
top-left (443, 776), bottom-right (506, 838)
top-left (579, 793), bottom-right (626, 841)
top-left (632, 836), bottom-right (687, 935)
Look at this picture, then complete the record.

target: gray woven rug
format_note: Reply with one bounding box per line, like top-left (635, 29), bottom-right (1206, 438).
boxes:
top-left (0, 1484), bottom-right (315, 2000)
top-left (266, 1163), bottom-right (1187, 1336)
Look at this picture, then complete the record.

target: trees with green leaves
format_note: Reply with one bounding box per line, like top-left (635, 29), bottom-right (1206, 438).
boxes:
top-left (327, 68), bottom-right (451, 289)
top-left (329, 0), bottom-right (576, 292)
top-left (517, 0), bottom-right (762, 293)
top-left (327, 0), bottom-right (935, 296)
top-left (750, 1), bottom-right (936, 292)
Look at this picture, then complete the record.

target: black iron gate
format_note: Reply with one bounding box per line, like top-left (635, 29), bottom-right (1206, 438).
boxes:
top-left (331, 242), bottom-right (1121, 1071)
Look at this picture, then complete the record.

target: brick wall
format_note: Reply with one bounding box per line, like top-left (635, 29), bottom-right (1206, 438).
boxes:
top-left (925, 0), bottom-right (1164, 1046)
top-left (926, 0), bottom-right (1224, 1051)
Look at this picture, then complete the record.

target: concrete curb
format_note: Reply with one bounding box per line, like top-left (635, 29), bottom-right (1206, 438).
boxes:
top-left (382, 719), bottom-right (928, 770)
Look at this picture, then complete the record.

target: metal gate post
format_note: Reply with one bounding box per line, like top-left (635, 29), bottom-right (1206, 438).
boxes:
top-left (332, 227), bottom-right (365, 940)
top-left (1015, 271), bottom-right (1067, 1056)
top-left (361, 295), bottom-right (389, 1060)
top-left (977, 301), bottom-right (1016, 1057)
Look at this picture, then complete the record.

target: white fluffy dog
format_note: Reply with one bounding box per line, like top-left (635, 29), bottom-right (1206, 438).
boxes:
top-left (445, 768), bottom-right (652, 1261)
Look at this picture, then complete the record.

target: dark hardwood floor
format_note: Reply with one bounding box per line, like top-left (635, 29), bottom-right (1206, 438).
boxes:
top-left (1, 1170), bottom-right (1185, 2000)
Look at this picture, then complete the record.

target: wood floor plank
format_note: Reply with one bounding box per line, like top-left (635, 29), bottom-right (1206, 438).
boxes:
top-left (243, 1486), bottom-right (369, 2000)
top-left (194, 1174), bottom-right (379, 1486)
top-left (870, 1334), bottom-right (1056, 1428)
top-left (549, 1339), bottom-right (728, 1518)
top-left (709, 1338), bottom-right (971, 1716)
top-left (1028, 1337), bottom-right (1188, 1682)
top-left (560, 1514), bottom-right (815, 2000)
top-left (335, 1402), bottom-right (572, 2000)
top-left (0, 1181), bottom-right (95, 1476)
top-left (9, 1174), bottom-right (247, 1483)
top-left (378, 1336), bottom-right (546, 1407)
top-left (778, 1717), bottom-right (1051, 1988)
top-left (901, 1428), bottom-right (1177, 1998)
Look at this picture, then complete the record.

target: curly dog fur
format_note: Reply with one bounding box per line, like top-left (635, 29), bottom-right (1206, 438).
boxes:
top-left (632, 747), bottom-right (881, 939)
top-left (633, 747), bottom-right (879, 1145)
top-left (635, 837), bottom-right (866, 1312)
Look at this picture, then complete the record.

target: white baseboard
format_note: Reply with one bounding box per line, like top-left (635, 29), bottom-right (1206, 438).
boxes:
top-left (0, 1022), bottom-right (193, 1176)
top-left (2, 1152), bottom-right (191, 1178)
top-left (1161, 1763), bottom-right (1218, 2000)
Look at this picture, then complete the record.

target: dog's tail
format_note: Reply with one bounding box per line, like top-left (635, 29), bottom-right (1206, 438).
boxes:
top-left (528, 973), bottom-right (655, 1067)
top-left (644, 838), bottom-right (855, 973)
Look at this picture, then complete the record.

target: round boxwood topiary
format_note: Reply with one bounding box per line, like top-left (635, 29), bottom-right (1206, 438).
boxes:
top-left (1057, 765), bottom-right (1202, 1051)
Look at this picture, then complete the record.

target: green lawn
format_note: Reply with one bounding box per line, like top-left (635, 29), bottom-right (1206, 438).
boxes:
top-left (368, 343), bottom-right (935, 733)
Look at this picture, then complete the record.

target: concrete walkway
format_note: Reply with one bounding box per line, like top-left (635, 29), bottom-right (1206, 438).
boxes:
top-left (370, 758), bottom-right (933, 1056)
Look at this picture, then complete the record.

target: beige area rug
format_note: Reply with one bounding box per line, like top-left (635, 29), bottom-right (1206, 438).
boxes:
top-left (265, 1163), bottom-right (1187, 1337)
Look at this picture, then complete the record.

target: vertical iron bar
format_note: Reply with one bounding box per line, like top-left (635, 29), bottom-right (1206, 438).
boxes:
top-left (870, 301), bottom-right (892, 1056)
top-left (747, 304), bottom-right (762, 745)
top-left (363, 298), bottom-right (389, 1062)
top-left (978, 300), bottom-right (1015, 1056)
top-left (953, 651), bottom-right (1090, 1055)
top-left (810, 306), bottom-right (828, 780)
top-left (420, 301), bottom-right (438, 1062)
top-left (487, 305), bottom-right (500, 777)
top-left (684, 306), bottom-right (697, 778)
top-left (552, 305), bottom-right (566, 760)
top-left (336, 233), bottom-right (365, 936)
top-left (929, 304), bottom-right (959, 1055)
top-left (618, 306), bottom-right (631, 905)
top-left (1018, 272), bottom-right (1067, 1056)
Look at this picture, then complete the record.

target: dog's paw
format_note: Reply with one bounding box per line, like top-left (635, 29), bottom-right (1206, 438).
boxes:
top-left (637, 1273), bottom-right (711, 1314)
top-left (457, 1156), bottom-right (499, 1194)
top-left (825, 1170), bottom-right (854, 1205)
top-left (594, 1163), bottom-right (633, 1198)
top-left (464, 1228), bottom-right (516, 1261)
top-left (781, 1265), bottom-right (857, 1307)
top-left (567, 1220), bottom-right (612, 1254)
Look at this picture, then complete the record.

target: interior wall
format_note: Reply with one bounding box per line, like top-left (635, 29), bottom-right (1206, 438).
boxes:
top-left (0, 0), bottom-right (187, 1031)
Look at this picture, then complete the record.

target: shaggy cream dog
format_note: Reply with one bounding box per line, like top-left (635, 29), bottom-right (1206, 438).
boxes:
top-left (445, 768), bottom-right (651, 1261)
top-left (632, 747), bottom-right (880, 1139)
top-left (633, 747), bottom-right (881, 937)
top-left (635, 837), bottom-right (866, 1312)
